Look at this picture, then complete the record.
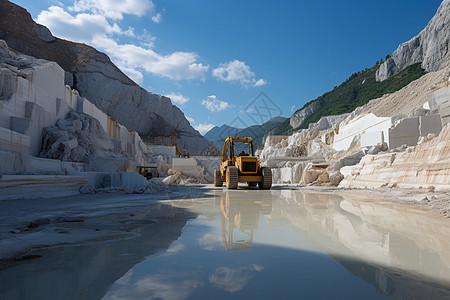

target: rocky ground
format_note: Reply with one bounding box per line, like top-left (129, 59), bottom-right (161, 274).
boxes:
top-left (0, 184), bottom-right (208, 270)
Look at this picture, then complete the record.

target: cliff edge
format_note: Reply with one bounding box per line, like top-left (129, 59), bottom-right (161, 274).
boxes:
top-left (376, 0), bottom-right (450, 81)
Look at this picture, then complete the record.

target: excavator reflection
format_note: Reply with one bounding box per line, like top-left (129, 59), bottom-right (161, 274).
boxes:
top-left (215, 191), bottom-right (272, 251)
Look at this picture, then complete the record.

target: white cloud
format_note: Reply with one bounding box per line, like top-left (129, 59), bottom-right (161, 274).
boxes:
top-left (212, 59), bottom-right (266, 88)
top-left (152, 12), bottom-right (162, 23)
top-left (194, 123), bottom-right (215, 135)
top-left (36, 5), bottom-right (208, 82)
top-left (253, 78), bottom-right (267, 87)
top-left (161, 242), bottom-right (185, 256)
top-left (92, 36), bottom-right (209, 80)
top-left (136, 29), bottom-right (156, 47)
top-left (186, 117), bottom-right (214, 135)
top-left (198, 233), bottom-right (222, 251)
top-left (103, 273), bottom-right (203, 300)
top-left (36, 6), bottom-right (121, 44)
top-left (209, 265), bottom-right (263, 293)
top-left (201, 95), bottom-right (230, 112)
top-left (69, 0), bottom-right (155, 20)
top-left (165, 92), bottom-right (189, 105)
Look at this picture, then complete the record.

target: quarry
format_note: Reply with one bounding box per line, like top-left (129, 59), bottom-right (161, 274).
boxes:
top-left (0, 0), bottom-right (450, 298)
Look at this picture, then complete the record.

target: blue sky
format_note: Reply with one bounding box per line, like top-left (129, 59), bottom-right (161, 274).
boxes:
top-left (11, 0), bottom-right (442, 134)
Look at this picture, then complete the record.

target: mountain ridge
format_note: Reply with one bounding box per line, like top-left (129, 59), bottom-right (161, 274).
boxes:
top-left (204, 117), bottom-right (287, 148)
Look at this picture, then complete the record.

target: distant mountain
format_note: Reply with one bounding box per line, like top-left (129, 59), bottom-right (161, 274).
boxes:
top-left (204, 124), bottom-right (242, 142)
top-left (205, 117), bottom-right (287, 149)
top-left (0, 0), bottom-right (216, 154)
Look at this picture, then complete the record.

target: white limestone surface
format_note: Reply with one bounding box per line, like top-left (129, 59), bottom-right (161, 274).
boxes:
top-left (340, 124), bottom-right (450, 191)
top-left (0, 175), bottom-right (88, 200)
top-left (331, 113), bottom-right (391, 151)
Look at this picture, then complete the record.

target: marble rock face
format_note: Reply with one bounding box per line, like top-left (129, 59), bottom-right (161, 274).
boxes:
top-left (290, 101), bottom-right (323, 129)
top-left (376, 0), bottom-right (450, 81)
top-left (339, 124), bottom-right (450, 191)
top-left (0, 0), bottom-right (214, 155)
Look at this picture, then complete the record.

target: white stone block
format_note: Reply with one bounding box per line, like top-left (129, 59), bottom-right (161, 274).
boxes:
top-left (110, 172), bottom-right (146, 189)
top-left (427, 87), bottom-right (450, 126)
top-left (332, 113), bottom-right (391, 151)
top-left (172, 157), bottom-right (203, 179)
top-left (280, 167), bottom-right (292, 183)
top-left (28, 156), bottom-right (63, 175)
top-left (0, 175), bottom-right (88, 200)
top-left (0, 150), bottom-right (24, 174)
top-left (389, 117), bottom-right (420, 150)
top-left (271, 168), bottom-right (281, 183)
top-left (420, 114), bottom-right (442, 136)
top-left (0, 127), bottom-right (30, 152)
top-left (23, 62), bottom-right (65, 101)
top-left (148, 145), bottom-right (177, 159)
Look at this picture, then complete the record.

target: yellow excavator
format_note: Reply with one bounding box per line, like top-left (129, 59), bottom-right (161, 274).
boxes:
top-left (214, 137), bottom-right (272, 189)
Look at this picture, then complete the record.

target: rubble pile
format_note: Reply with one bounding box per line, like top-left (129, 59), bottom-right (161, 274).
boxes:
top-left (39, 111), bottom-right (130, 163)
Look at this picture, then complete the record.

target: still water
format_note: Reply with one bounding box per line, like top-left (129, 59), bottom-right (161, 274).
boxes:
top-left (2, 188), bottom-right (450, 299)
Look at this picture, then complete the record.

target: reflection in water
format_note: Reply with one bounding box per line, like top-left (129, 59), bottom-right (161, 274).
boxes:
top-left (263, 190), bottom-right (450, 298)
top-left (209, 265), bottom-right (264, 292)
top-left (217, 190), bottom-right (272, 251)
top-left (0, 205), bottom-right (195, 300)
top-left (1, 189), bottom-right (450, 299)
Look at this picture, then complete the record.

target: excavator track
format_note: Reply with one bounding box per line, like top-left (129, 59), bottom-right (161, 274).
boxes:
top-left (214, 169), bottom-right (223, 187)
top-left (258, 167), bottom-right (272, 190)
top-left (226, 166), bottom-right (239, 189)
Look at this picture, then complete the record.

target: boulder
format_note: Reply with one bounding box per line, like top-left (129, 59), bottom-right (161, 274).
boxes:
top-left (79, 184), bottom-right (95, 194)
top-left (329, 171), bottom-right (344, 186)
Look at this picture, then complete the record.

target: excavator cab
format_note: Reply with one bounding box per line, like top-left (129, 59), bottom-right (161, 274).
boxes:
top-left (214, 137), bottom-right (272, 189)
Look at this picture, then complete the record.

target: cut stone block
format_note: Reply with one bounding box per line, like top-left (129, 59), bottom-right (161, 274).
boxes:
top-left (69, 171), bottom-right (109, 188)
top-left (172, 158), bottom-right (203, 179)
top-left (332, 113), bottom-right (391, 151)
top-left (110, 172), bottom-right (147, 189)
top-left (389, 117), bottom-right (420, 150)
top-left (10, 117), bottom-right (31, 135)
top-left (0, 127), bottom-right (30, 153)
top-left (420, 114), bottom-right (442, 137)
top-left (0, 175), bottom-right (88, 200)
top-left (427, 87), bottom-right (450, 126)
top-left (0, 150), bottom-right (25, 174)
top-left (28, 156), bottom-right (63, 175)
